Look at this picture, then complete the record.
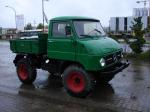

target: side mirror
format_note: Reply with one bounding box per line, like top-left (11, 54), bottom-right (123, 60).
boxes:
top-left (65, 26), bottom-right (71, 36)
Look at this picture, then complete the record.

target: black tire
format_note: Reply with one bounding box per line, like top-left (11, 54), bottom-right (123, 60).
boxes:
top-left (49, 73), bottom-right (61, 80)
top-left (62, 65), bottom-right (95, 98)
top-left (16, 58), bottom-right (37, 84)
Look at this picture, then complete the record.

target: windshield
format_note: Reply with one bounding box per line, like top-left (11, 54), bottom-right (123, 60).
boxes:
top-left (73, 20), bottom-right (105, 38)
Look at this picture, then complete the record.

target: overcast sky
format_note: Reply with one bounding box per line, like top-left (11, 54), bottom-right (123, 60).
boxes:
top-left (0, 0), bottom-right (145, 28)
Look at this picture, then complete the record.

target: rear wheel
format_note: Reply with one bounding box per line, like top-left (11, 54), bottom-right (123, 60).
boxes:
top-left (17, 59), bottom-right (37, 84)
top-left (62, 65), bottom-right (94, 98)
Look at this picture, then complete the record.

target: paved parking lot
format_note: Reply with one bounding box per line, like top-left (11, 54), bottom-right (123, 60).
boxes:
top-left (0, 41), bottom-right (150, 112)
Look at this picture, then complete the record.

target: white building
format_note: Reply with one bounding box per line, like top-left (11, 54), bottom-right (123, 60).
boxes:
top-left (127, 17), bottom-right (134, 31)
top-left (109, 8), bottom-right (150, 34)
top-left (109, 17), bottom-right (116, 32)
top-left (133, 8), bottom-right (149, 17)
top-left (16, 14), bottom-right (25, 31)
top-left (119, 17), bottom-right (125, 31)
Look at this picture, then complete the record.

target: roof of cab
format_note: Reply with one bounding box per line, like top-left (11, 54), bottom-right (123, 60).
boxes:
top-left (50, 16), bottom-right (99, 21)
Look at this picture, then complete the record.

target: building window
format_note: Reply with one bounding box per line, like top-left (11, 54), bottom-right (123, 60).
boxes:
top-left (124, 17), bottom-right (127, 31)
top-left (116, 17), bottom-right (119, 32)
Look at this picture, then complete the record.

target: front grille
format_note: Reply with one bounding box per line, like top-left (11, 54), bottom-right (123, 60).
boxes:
top-left (104, 51), bottom-right (122, 65)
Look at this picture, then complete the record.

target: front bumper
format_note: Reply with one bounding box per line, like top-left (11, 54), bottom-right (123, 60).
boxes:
top-left (101, 60), bottom-right (130, 75)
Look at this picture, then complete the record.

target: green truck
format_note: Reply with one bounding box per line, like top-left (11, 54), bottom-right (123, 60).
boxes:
top-left (10, 16), bottom-right (129, 97)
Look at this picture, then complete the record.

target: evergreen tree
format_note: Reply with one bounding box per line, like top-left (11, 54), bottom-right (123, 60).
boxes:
top-left (24, 23), bottom-right (33, 30)
top-left (36, 23), bottom-right (44, 29)
top-left (130, 17), bottom-right (145, 54)
top-left (144, 25), bottom-right (150, 34)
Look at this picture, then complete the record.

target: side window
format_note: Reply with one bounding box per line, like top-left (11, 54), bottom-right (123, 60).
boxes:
top-left (52, 22), bottom-right (70, 37)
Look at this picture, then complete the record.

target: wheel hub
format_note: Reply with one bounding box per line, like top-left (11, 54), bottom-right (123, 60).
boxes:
top-left (18, 64), bottom-right (28, 80)
top-left (67, 72), bottom-right (85, 93)
top-left (75, 77), bottom-right (81, 84)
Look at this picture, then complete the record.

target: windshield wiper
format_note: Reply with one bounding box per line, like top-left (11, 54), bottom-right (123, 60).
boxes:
top-left (80, 34), bottom-right (94, 38)
top-left (94, 29), bottom-right (102, 34)
top-left (94, 29), bottom-right (106, 37)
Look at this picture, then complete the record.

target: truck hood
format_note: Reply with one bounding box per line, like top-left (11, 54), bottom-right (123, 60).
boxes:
top-left (79, 37), bottom-right (121, 56)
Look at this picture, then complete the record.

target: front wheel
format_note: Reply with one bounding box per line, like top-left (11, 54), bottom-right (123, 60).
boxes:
top-left (62, 65), bottom-right (95, 98)
top-left (16, 59), bottom-right (37, 84)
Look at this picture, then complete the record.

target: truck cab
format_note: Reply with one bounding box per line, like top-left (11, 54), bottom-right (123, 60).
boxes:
top-left (10, 16), bottom-right (129, 98)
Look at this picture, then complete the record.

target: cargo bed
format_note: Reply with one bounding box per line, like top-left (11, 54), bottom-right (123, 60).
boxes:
top-left (10, 33), bottom-right (47, 54)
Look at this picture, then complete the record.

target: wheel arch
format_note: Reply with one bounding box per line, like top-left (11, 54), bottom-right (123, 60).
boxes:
top-left (13, 54), bottom-right (25, 66)
top-left (14, 54), bottom-right (42, 68)
top-left (59, 61), bottom-right (85, 74)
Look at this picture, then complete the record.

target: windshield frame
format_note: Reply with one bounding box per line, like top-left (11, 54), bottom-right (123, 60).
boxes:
top-left (73, 19), bottom-right (106, 39)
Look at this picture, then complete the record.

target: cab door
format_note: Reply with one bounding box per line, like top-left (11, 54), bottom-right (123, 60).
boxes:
top-left (47, 21), bottom-right (76, 61)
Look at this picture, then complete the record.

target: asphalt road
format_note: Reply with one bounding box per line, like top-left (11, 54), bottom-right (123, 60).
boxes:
top-left (0, 41), bottom-right (150, 112)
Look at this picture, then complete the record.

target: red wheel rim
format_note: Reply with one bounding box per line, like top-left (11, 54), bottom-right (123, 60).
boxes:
top-left (67, 72), bottom-right (85, 93)
top-left (18, 64), bottom-right (28, 80)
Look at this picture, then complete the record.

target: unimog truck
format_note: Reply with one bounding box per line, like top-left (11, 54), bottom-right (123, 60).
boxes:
top-left (10, 16), bottom-right (129, 97)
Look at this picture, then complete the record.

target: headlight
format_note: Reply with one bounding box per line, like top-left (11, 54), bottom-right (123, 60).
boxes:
top-left (100, 58), bottom-right (105, 67)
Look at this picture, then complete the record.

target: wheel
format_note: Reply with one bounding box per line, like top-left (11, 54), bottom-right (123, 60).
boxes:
top-left (62, 65), bottom-right (95, 98)
top-left (16, 58), bottom-right (37, 84)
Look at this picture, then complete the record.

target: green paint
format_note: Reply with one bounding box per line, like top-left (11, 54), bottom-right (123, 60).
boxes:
top-left (10, 16), bottom-right (122, 71)
top-left (10, 33), bottom-right (47, 54)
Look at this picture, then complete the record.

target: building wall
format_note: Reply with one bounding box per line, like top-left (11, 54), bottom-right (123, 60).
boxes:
top-left (141, 16), bottom-right (147, 29)
top-left (127, 17), bottom-right (134, 31)
top-left (1, 28), bottom-right (17, 39)
top-left (2, 29), bottom-right (7, 35)
top-left (133, 8), bottom-right (149, 17)
top-left (110, 16), bottom-right (148, 33)
top-left (109, 7), bottom-right (150, 34)
top-left (16, 14), bottom-right (24, 31)
top-left (119, 17), bottom-right (124, 31)
top-left (109, 17), bottom-right (116, 31)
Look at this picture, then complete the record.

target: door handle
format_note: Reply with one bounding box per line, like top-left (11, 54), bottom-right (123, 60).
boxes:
top-left (49, 40), bottom-right (53, 43)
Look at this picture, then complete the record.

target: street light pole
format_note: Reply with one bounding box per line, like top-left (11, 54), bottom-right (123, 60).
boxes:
top-left (42, 0), bottom-right (49, 32)
top-left (42, 0), bottom-right (44, 32)
top-left (5, 5), bottom-right (17, 29)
